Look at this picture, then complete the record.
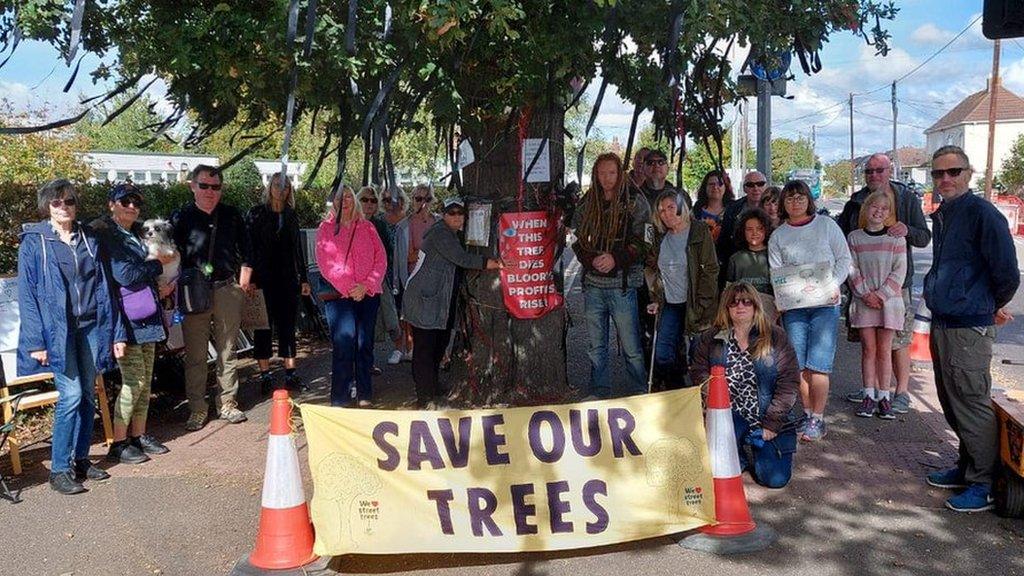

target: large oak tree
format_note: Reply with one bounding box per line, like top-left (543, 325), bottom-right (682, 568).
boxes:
top-left (1, 0), bottom-right (896, 405)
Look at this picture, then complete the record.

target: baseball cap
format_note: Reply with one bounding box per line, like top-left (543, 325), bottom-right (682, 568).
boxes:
top-left (442, 197), bottom-right (465, 212)
top-left (109, 183), bottom-right (142, 202)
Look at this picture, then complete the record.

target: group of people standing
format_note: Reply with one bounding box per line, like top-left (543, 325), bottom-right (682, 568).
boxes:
top-left (15, 144), bottom-right (1019, 511)
top-left (572, 145), bottom-right (1020, 506)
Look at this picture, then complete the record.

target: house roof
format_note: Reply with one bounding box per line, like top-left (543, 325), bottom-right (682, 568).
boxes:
top-left (852, 147), bottom-right (928, 169)
top-left (925, 83), bottom-right (1024, 133)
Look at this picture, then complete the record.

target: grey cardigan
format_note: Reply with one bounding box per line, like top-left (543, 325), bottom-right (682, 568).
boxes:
top-left (402, 220), bottom-right (486, 330)
top-left (391, 216), bottom-right (411, 290)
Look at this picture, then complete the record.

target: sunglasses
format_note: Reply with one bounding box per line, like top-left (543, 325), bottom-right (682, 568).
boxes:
top-left (727, 297), bottom-right (755, 309)
top-left (445, 210), bottom-right (466, 217)
top-left (743, 180), bottom-right (767, 188)
top-left (118, 195), bottom-right (144, 208)
top-left (930, 167), bottom-right (968, 180)
top-left (645, 159), bottom-right (667, 166)
top-left (414, 196), bottom-right (432, 202)
top-left (863, 167), bottom-right (888, 176)
top-left (360, 197), bottom-right (379, 204)
top-left (49, 197), bottom-right (77, 208)
top-left (196, 183), bottom-right (223, 191)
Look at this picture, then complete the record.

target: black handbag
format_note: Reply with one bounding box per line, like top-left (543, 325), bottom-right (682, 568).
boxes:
top-left (177, 216), bottom-right (218, 315)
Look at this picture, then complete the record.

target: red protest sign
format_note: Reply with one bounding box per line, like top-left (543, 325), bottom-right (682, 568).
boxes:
top-left (498, 211), bottom-right (563, 319)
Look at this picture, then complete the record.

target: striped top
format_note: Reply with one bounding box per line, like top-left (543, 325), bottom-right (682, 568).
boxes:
top-left (847, 227), bottom-right (907, 330)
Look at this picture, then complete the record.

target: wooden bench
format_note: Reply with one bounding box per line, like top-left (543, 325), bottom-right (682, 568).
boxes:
top-left (1, 351), bottom-right (114, 475)
top-left (994, 389), bottom-right (1024, 517)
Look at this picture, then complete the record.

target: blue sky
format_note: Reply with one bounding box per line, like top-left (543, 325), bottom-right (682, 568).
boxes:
top-left (0, 1), bottom-right (1017, 163)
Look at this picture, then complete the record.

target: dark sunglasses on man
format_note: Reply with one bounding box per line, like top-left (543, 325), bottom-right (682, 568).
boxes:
top-left (930, 167), bottom-right (967, 180)
top-left (743, 180), bottom-right (767, 188)
top-left (197, 183), bottom-right (223, 191)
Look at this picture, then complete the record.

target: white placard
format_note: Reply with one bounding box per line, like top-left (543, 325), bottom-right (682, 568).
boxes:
top-left (458, 139), bottom-right (475, 170)
top-left (466, 203), bottom-right (491, 247)
top-left (521, 138), bottom-right (551, 183)
top-left (770, 262), bottom-right (837, 311)
top-left (0, 276), bottom-right (19, 352)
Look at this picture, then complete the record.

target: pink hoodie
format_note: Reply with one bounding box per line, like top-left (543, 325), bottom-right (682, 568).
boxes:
top-left (315, 218), bottom-right (387, 297)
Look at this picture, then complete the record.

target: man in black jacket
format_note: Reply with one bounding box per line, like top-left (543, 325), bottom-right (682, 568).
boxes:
top-left (922, 145), bottom-right (1019, 512)
top-left (838, 153), bottom-right (931, 413)
top-left (171, 165), bottom-right (254, 431)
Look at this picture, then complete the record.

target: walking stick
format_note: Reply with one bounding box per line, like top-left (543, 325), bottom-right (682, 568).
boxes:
top-left (647, 308), bottom-right (659, 393)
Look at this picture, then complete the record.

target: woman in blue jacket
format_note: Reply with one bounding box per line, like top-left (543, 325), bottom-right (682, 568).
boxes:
top-left (17, 179), bottom-right (127, 495)
top-left (90, 184), bottom-right (176, 466)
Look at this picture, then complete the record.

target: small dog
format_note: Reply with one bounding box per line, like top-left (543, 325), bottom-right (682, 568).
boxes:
top-left (141, 218), bottom-right (181, 294)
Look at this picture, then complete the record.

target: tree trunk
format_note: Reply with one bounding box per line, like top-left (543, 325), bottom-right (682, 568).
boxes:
top-left (447, 107), bottom-right (570, 407)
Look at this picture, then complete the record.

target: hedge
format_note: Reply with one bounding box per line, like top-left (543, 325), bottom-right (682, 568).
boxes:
top-left (0, 182), bottom-right (330, 275)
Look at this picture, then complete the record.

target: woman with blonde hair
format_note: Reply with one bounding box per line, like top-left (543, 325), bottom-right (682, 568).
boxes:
top-left (644, 189), bottom-right (718, 389)
top-left (689, 282), bottom-right (800, 488)
top-left (246, 172), bottom-right (310, 391)
top-left (315, 184), bottom-right (387, 406)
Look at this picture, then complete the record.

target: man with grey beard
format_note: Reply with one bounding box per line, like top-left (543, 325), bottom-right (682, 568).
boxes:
top-left (837, 152), bottom-right (930, 414)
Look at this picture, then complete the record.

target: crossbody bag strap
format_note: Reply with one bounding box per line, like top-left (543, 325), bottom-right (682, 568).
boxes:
top-left (204, 211), bottom-right (219, 277)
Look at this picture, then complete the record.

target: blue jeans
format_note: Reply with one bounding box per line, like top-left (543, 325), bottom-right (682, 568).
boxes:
top-left (733, 412), bottom-right (794, 489)
top-left (52, 322), bottom-right (99, 474)
top-left (653, 302), bottom-right (687, 389)
top-left (782, 305), bottom-right (840, 373)
top-left (324, 296), bottom-right (380, 406)
top-left (584, 286), bottom-right (646, 398)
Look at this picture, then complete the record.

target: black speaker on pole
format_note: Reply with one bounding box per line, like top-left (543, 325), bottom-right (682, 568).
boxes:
top-left (984, 0), bottom-right (1024, 40)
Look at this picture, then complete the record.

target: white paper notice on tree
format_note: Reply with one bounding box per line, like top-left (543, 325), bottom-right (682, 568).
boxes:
top-left (770, 262), bottom-right (837, 311)
top-left (521, 138), bottom-right (550, 183)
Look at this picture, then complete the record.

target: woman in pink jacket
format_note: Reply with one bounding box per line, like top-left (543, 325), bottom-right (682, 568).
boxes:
top-left (315, 184), bottom-right (387, 407)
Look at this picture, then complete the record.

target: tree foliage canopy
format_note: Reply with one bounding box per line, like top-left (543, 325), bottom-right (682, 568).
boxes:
top-left (2, 0), bottom-right (897, 183)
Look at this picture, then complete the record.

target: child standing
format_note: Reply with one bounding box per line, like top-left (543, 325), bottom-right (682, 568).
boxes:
top-left (847, 191), bottom-right (907, 419)
top-left (726, 208), bottom-right (777, 322)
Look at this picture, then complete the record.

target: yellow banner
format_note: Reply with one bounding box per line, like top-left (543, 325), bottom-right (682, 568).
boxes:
top-left (300, 388), bottom-right (715, 555)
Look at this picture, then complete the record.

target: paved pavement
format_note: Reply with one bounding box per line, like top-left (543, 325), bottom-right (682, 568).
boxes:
top-left (3, 243), bottom-right (1024, 575)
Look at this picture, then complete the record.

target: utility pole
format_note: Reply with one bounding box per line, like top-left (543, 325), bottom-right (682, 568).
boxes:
top-left (891, 82), bottom-right (899, 179)
top-left (985, 39), bottom-right (1001, 200)
top-left (757, 79), bottom-right (772, 184)
top-left (811, 124), bottom-right (816, 160)
top-left (742, 102), bottom-right (749, 170)
top-left (849, 92), bottom-right (855, 195)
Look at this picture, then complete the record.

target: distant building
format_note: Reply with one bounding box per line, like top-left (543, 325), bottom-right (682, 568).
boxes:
top-left (924, 81), bottom-right (1024, 188)
top-left (80, 151), bottom-right (307, 187)
top-left (852, 147), bottom-right (929, 188)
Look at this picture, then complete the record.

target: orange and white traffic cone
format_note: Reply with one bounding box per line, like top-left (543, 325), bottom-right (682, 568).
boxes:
top-left (909, 299), bottom-right (932, 363)
top-left (680, 365), bottom-right (776, 554)
top-left (232, 390), bottom-right (319, 574)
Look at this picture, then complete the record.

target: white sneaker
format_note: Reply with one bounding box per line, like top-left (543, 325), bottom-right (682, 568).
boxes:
top-left (387, 349), bottom-right (403, 365)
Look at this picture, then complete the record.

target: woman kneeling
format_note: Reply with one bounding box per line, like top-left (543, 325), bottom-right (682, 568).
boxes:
top-left (690, 282), bottom-right (800, 488)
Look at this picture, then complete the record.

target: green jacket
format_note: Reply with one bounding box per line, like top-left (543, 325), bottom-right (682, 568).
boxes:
top-left (645, 219), bottom-right (720, 335)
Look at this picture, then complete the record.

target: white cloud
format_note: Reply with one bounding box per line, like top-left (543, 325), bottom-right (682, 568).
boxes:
top-left (911, 23), bottom-right (954, 46)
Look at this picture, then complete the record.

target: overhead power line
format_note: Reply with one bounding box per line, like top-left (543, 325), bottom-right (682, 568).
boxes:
top-left (853, 14), bottom-right (983, 97)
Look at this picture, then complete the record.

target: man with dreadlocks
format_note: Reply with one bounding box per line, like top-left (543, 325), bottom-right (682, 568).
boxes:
top-left (572, 152), bottom-right (652, 399)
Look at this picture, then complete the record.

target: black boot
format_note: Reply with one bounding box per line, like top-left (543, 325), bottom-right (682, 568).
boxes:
top-left (284, 372), bottom-right (308, 392)
top-left (131, 434), bottom-right (169, 455)
top-left (108, 440), bottom-right (151, 464)
top-left (49, 471), bottom-right (87, 495)
top-left (74, 459), bottom-right (111, 482)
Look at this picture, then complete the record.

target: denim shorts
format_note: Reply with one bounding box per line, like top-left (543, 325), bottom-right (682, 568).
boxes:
top-left (782, 305), bottom-right (840, 373)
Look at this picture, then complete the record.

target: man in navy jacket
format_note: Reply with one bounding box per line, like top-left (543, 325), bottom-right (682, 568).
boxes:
top-left (922, 145), bottom-right (1020, 512)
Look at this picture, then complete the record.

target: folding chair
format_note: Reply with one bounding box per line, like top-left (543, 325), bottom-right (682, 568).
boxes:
top-left (0, 389), bottom-right (38, 504)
